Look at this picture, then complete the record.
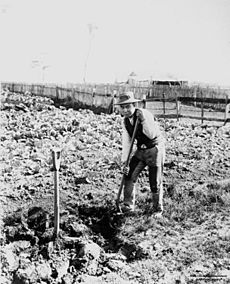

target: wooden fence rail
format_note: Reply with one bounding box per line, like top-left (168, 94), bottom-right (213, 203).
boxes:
top-left (1, 82), bottom-right (229, 124)
top-left (141, 97), bottom-right (230, 125)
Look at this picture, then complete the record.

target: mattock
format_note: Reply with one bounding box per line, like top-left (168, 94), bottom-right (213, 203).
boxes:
top-left (116, 118), bottom-right (139, 212)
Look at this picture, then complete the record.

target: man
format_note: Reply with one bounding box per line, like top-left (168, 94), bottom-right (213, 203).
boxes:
top-left (116, 91), bottom-right (165, 217)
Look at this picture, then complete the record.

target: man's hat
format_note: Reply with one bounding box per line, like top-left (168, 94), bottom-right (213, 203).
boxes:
top-left (115, 91), bottom-right (141, 105)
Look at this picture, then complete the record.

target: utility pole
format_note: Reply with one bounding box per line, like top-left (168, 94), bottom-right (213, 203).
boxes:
top-left (42, 65), bottom-right (50, 83)
top-left (83, 23), bottom-right (98, 84)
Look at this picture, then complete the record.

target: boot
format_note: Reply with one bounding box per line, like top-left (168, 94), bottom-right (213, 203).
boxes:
top-left (123, 179), bottom-right (136, 213)
top-left (121, 203), bottom-right (135, 213)
top-left (152, 192), bottom-right (163, 217)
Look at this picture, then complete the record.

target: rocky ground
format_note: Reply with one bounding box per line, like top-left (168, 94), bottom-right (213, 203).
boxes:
top-left (0, 92), bottom-right (230, 284)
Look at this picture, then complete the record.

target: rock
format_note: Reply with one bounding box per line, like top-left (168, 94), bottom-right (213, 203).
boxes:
top-left (62, 236), bottom-right (81, 246)
top-left (138, 240), bottom-right (154, 255)
top-left (77, 275), bottom-right (101, 284)
top-left (5, 226), bottom-right (18, 240)
top-left (12, 257), bottom-right (51, 283)
top-left (62, 274), bottom-right (74, 284)
top-left (119, 242), bottom-right (145, 260)
top-left (40, 229), bottom-right (54, 244)
top-left (218, 228), bottom-right (230, 240)
top-left (36, 261), bottom-right (52, 280)
top-left (14, 262), bottom-right (37, 284)
top-left (77, 241), bottom-right (101, 275)
top-left (159, 271), bottom-right (186, 284)
top-left (103, 266), bottom-right (111, 273)
top-left (52, 258), bottom-right (69, 280)
top-left (101, 272), bottom-right (132, 284)
top-left (78, 240), bottom-right (101, 260)
top-left (70, 222), bottom-right (90, 237)
top-left (106, 259), bottom-right (125, 271)
top-left (1, 244), bottom-right (19, 271)
top-left (13, 240), bottom-right (31, 252)
top-left (105, 252), bottom-right (127, 261)
top-left (0, 275), bottom-right (10, 284)
top-left (27, 206), bottom-right (49, 233)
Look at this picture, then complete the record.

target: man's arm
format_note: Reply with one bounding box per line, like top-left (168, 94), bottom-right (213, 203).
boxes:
top-left (121, 121), bottom-right (131, 163)
top-left (137, 109), bottom-right (161, 139)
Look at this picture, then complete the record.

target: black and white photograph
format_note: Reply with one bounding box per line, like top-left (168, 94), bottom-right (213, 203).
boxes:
top-left (0, 0), bottom-right (230, 283)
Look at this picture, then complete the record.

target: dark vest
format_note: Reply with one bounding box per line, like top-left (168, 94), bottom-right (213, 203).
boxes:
top-left (124, 109), bottom-right (159, 149)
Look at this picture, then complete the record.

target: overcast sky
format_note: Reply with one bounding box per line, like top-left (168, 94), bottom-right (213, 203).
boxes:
top-left (0, 0), bottom-right (230, 86)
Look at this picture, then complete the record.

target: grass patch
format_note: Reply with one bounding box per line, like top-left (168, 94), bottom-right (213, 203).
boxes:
top-left (162, 179), bottom-right (230, 224)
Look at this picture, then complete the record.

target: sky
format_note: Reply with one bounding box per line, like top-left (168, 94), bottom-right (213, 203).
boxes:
top-left (0, 0), bottom-right (230, 86)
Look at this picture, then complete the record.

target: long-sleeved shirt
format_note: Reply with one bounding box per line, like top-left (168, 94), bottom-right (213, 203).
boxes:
top-left (121, 108), bottom-right (164, 162)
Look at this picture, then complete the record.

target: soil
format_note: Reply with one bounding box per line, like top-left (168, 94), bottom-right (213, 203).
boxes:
top-left (1, 92), bottom-right (230, 284)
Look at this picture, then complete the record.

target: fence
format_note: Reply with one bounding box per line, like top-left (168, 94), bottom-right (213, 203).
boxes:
top-left (2, 82), bottom-right (113, 114)
top-left (142, 95), bottom-right (230, 125)
top-left (1, 82), bottom-right (230, 124)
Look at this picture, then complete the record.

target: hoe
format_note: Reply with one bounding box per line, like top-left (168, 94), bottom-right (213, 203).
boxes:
top-left (116, 117), bottom-right (139, 212)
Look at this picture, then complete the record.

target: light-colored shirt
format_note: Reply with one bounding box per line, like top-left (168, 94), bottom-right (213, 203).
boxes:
top-left (121, 108), bottom-right (164, 162)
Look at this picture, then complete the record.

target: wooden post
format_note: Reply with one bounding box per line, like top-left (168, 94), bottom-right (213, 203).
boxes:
top-left (142, 93), bottom-right (147, 109)
top-left (194, 87), bottom-right (197, 107)
top-left (175, 91), bottom-right (180, 121)
top-left (112, 90), bottom-right (118, 113)
top-left (52, 149), bottom-right (61, 238)
top-left (224, 102), bottom-right (230, 125)
top-left (201, 91), bottom-right (204, 124)
top-left (162, 92), bottom-right (166, 116)
top-left (55, 86), bottom-right (59, 102)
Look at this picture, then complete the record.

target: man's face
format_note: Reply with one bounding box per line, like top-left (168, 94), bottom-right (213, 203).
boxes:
top-left (119, 103), bottom-right (135, 118)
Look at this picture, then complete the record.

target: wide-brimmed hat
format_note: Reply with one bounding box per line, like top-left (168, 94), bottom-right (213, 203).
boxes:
top-left (115, 91), bottom-right (141, 105)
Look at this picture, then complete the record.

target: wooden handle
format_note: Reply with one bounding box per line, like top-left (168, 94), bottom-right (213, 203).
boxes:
top-left (52, 149), bottom-right (61, 171)
top-left (116, 118), bottom-right (139, 209)
top-left (124, 117), bottom-right (139, 167)
top-left (52, 148), bottom-right (61, 238)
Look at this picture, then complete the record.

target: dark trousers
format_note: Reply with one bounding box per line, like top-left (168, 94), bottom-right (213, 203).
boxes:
top-left (123, 145), bottom-right (165, 210)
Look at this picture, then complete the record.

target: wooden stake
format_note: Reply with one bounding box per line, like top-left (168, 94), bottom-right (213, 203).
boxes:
top-left (142, 93), bottom-right (147, 109)
top-left (162, 92), bottom-right (166, 116)
top-left (52, 149), bottom-right (61, 238)
top-left (224, 103), bottom-right (230, 125)
top-left (201, 101), bottom-right (204, 124)
top-left (175, 91), bottom-right (179, 121)
top-left (200, 91), bottom-right (204, 124)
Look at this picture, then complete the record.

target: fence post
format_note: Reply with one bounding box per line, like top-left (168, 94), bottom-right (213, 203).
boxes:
top-left (194, 87), bottom-right (197, 107)
top-left (150, 87), bottom-right (153, 98)
top-left (112, 90), bottom-right (117, 113)
top-left (224, 100), bottom-right (230, 125)
top-left (56, 86), bottom-right (59, 101)
top-left (142, 93), bottom-right (147, 109)
top-left (162, 92), bottom-right (166, 117)
top-left (201, 91), bottom-right (204, 124)
top-left (175, 91), bottom-right (180, 121)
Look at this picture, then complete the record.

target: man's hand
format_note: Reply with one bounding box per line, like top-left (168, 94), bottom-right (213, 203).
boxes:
top-left (136, 109), bottom-right (145, 122)
top-left (122, 165), bottom-right (129, 176)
